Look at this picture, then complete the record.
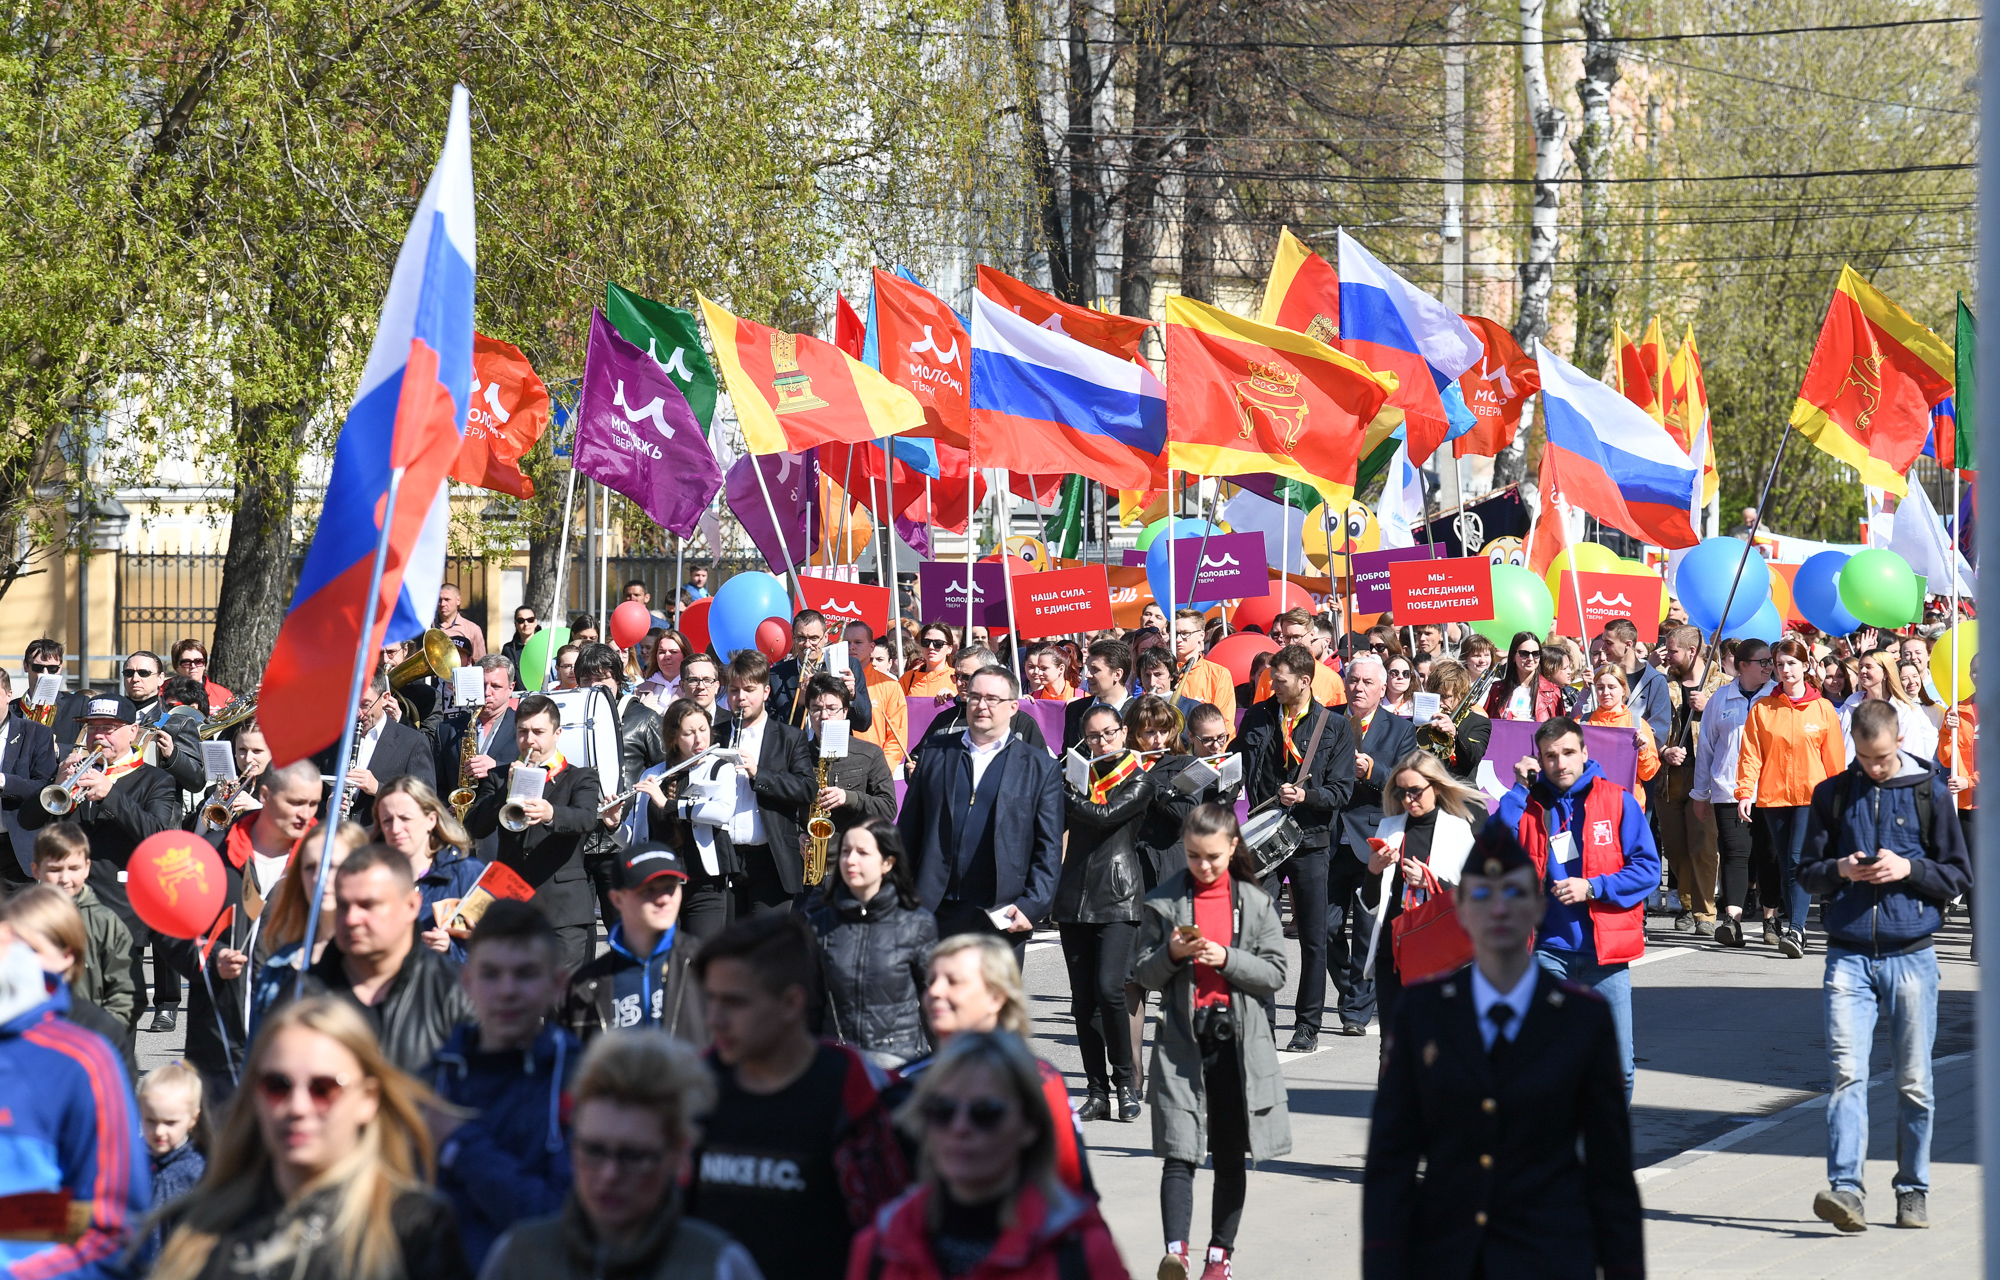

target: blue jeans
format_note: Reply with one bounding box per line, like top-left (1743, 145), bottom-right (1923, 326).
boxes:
top-left (1824, 945), bottom-right (1939, 1195)
top-left (1759, 805), bottom-right (1814, 935)
top-left (1535, 944), bottom-right (1633, 1103)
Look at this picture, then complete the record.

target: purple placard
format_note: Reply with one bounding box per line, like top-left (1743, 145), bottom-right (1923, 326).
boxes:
top-left (1351, 545), bottom-right (1437, 612)
top-left (1122, 550), bottom-right (1149, 567)
top-left (1482, 719), bottom-right (1638, 796)
top-left (917, 561), bottom-right (1010, 625)
top-left (905, 695), bottom-right (955, 745)
top-left (1170, 532), bottom-right (1270, 602)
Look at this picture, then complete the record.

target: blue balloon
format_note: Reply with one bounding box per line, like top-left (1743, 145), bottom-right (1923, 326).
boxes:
top-left (1672, 537), bottom-right (1769, 633)
top-left (1722, 599), bottom-right (1783, 644)
top-left (1145, 518), bottom-right (1226, 616)
top-left (1792, 549), bottom-right (1859, 635)
top-left (710, 571), bottom-right (791, 658)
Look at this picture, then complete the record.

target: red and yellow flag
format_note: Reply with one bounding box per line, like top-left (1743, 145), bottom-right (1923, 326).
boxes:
top-left (1258, 227), bottom-right (1341, 345)
top-left (974, 266), bottom-right (1151, 363)
top-left (1663, 326), bottom-right (1718, 507)
top-left (1791, 266), bottom-right (1954, 495)
top-left (1615, 318), bottom-right (1667, 430)
top-left (699, 295), bottom-right (924, 456)
top-left (452, 335), bottom-right (551, 499)
top-left (1164, 296), bottom-right (1396, 509)
top-left (1527, 445), bottom-right (1570, 576)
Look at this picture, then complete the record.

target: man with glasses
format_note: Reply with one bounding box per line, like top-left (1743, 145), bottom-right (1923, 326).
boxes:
top-left (1691, 636), bottom-right (1777, 947)
top-left (909, 647), bottom-right (1048, 768)
top-left (170, 638), bottom-right (233, 713)
top-left (1253, 608), bottom-right (1346, 707)
top-left (679, 653), bottom-right (732, 738)
top-left (310, 672), bottom-right (438, 829)
top-left (900, 665), bottom-right (1063, 953)
top-left (499, 606), bottom-right (540, 688)
top-left (901, 624), bottom-right (959, 699)
top-left (769, 609), bottom-right (874, 733)
top-left (1170, 608), bottom-right (1236, 727)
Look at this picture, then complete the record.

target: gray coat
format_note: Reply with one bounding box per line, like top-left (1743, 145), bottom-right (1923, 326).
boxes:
top-left (1133, 868), bottom-right (1293, 1164)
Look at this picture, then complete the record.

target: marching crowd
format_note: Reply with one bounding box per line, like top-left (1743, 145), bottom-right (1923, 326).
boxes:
top-left (0, 567), bottom-right (1975, 1280)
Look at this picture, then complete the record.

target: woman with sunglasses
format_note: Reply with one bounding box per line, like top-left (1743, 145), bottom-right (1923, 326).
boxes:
top-left (853, 1031), bottom-right (1128, 1280)
top-left (1362, 752), bottom-right (1487, 1043)
top-left (149, 996), bottom-right (472, 1280)
top-left (1483, 631), bottom-right (1573, 722)
top-left (901, 623), bottom-right (960, 699)
top-left (482, 1031), bottom-right (756, 1280)
top-left (171, 638), bottom-right (235, 719)
top-left (1133, 804), bottom-right (1290, 1280)
top-left (1382, 657), bottom-right (1417, 718)
top-left (1583, 664), bottom-right (1660, 812)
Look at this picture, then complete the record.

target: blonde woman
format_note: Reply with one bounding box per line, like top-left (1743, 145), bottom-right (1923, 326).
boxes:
top-left (1584, 664), bottom-right (1661, 811)
top-left (371, 777), bottom-right (483, 958)
top-left (1839, 650), bottom-right (1939, 762)
top-left (149, 997), bottom-right (472, 1280)
top-left (1363, 752), bottom-right (1487, 1029)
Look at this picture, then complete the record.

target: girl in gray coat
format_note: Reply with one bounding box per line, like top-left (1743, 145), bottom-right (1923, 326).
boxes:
top-left (1133, 803), bottom-right (1292, 1280)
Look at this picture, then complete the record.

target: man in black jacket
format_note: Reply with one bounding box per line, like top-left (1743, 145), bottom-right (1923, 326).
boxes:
top-left (711, 651), bottom-right (816, 916)
top-left (1232, 644), bottom-right (1357, 1052)
top-left (572, 643), bottom-right (668, 924)
top-left (769, 609), bottom-right (874, 732)
top-left (1061, 639), bottom-right (1135, 755)
top-left (313, 673), bottom-right (437, 829)
top-left (303, 843), bottom-right (475, 1075)
top-left (802, 673), bottom-right (897, 853)
top-left (0, 670), bottom-right (58, 886)
top-left (558, 840), bottom-right (705, 1044)
top-left (907, 646), bottom-right (1048, 769)
top-left (1334, 652), bottom-right (1419, 1036)
top-left (898, 665), bottom-right (1063, 958)
top-left (1364, 822), bottom-right (1640, 1280)
top-left (464, 693), bottom-right (607, 971)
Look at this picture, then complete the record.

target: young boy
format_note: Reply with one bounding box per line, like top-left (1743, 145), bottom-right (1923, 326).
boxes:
top-left (135, 1061), bottom-right (206, 1267)
top-left (428, 899), bottom-right (580, 1272)
top-left (33, 822), bottom-right (135, 1027)
top-left (559, 841), bottom-right (706, 1044)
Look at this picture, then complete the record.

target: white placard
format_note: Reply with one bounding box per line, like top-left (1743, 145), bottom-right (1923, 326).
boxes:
top-left (1413, 692), bottom-right (1441, 723)
top-left (31, 674), bottom-right (60, 707)
top-left (1063, 748), bottom-right (1090, 793)
top-left (200, 741), bottom-right (238, 785)
top-left (822, 641), bottom-right (850, 677)
top-left (452, 667), bottom-right (484, 707)
top-left (507, 763), bottom-right (548, 803)
top-left (818, 719), bottom-right (850, 759)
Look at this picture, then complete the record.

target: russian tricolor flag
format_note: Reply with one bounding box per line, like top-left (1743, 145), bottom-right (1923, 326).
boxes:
top-left (262, 87), bottom-right (477, 766)
top-left (1337, 231), bottom-right (1482, 466)
top-left (967, 291), bottom-right (1165, 491)
top-left (1536, 342), bottom-right (1701, 550)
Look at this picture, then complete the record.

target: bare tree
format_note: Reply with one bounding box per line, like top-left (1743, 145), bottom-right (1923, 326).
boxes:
top-left (1496, 0), bottom-right (1567, 488)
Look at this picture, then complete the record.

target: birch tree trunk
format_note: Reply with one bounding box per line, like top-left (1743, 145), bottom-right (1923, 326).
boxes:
top-left (1115, 0), bottom-right (1167, 319)
top-left (1005, 0), bottom-right (1074, 299)
top-left (1571, 0), bottom-right (1619, 374)
top-left (1496, 0), bottom-right (1567, 489)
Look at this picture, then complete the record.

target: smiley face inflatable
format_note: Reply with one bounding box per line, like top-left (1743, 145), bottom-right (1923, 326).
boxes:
top-left (1303, 501), bottom-right (1380, 572)
top-left (1481, 536), bottom-right (1526, 570)
top-left (1003, 535), bottom-right (1051, 575)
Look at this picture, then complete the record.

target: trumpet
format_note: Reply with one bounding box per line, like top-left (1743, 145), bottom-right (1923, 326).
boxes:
top-left (41, 749), bottom-right (106, 816)
top-left (499, 756), bottom-right (550, 832)
top-left (199, 780), bottom-right (241, 829)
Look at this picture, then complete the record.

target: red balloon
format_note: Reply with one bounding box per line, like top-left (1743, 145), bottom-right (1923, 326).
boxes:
top-left (755, 617), bottom-right (792, 662)
top-left (680, 598), bottom-right (712, 655)
top-left (610, 600), bottom-right (653, 650)
top-left (1209, 632), bottom-right (1280, 686)
top-left (126, 832), bottom-right (228, 940)
top-left (1232, 581), bottom-right (1315, 634)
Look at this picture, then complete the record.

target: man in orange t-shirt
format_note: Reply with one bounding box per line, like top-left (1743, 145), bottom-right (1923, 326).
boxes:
top-left (1170, 608), bottom-right (1236, 725)
top-left (1252, 608), bottom-right (1346, 708)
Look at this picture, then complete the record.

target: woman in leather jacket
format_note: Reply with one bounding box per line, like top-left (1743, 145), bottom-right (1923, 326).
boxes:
top-left (805, 817), bottom-right (938, 1068)
top-left (1055, 704), bottom-right (1157, 1122)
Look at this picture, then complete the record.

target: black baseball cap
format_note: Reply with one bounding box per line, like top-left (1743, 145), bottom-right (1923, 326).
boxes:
top-left (613, 841), bottom-right (688, 889)
top-left (81, 694), bottom-right (139, 725)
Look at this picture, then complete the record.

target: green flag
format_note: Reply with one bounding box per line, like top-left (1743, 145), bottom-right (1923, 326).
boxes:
top-left (1042, 475), bottom-right (1087, 559)
top-left (1955, 294), bottom-right (1976, 472)
top-left (605, 282), bottom-right (719, 433)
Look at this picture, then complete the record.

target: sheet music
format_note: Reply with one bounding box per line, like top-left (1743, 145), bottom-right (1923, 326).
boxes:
top-left (819, 719), bottom-right (850, 759)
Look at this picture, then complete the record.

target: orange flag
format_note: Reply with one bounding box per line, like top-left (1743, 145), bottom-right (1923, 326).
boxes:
top-left (1258, 226), bottom-right (1341, 345)
top-left (452, 335), bottom-right (551, 500)
top-left (1615, 318), bottom-right (1667, 431)
top-left (1790, 266), bottom-right (1954, 496)
top-left (1453, 315), bottom-right (1540, 459)
top-left (1527, 445), bottom-right (1569, 576)
top-left (1663, 326), bottom-right (1719, 506)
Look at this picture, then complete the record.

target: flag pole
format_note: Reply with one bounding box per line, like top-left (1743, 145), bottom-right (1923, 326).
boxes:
top-left (871, 461), bottom-right (890, 634)
top-left (1950, 460), bottom-right (1962, 778)
top-left (599, 483), bottom-right (611, 634)
top-left (838, 447), bottom-right (856, 575)
top-left (1166, 470), bottom-right (1178, 626)
top-left (966, 473), bottom-right (978, 643)
top-left (298, 466), bottom-right (407, 996)
top-left (748, 454), bottom-right (805, 610)
top-left (884, 442), bottom-right (901, 672)
top-left (1556, 495), bottom-right (1592, 655)
top-left (999, 470), bottom-right (1024, 685)
top-left (546, 462), bottom-right (580, 687)
top-left (1185, 476), bottom-right (1221, 642)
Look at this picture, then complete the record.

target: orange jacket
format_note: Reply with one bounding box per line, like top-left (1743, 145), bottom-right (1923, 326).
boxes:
top-left (1254, 661), bottom-right (1345, 708)
top-left (854, 666), bottom-right (908, 769)
top-left (1586, 705), bottom-right (1658, 810)
top-left (1735, 689), bottom-right (1845, 807)
top-left (900, 666), bottom-right (955, 699)
top-left (1175, 656), bottom-right (1237, 725)
top-left (1943, 700), bottom-right (1977, 810)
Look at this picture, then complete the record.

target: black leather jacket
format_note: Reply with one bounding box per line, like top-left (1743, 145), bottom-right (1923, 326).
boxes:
top-left (1131, 754), bottom-right (1244, 888)
top-left (305, 942), bottom-right (476, 1076)
top-left (1054, 762), bottom-right (1156, 925)
top-left (806, 885), bottom-right (938, 1066)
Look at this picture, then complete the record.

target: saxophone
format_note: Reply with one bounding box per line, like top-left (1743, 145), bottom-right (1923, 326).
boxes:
top-left (1418, 666), bottom-right (1497, 760)
top-left (802, 757), bottom-right (834, 885)
top-left (448, 715), bottom-right (479, 818)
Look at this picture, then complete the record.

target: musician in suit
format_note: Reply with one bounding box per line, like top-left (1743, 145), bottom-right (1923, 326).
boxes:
top-left (802, 673), bottom-right (896, 852)
top-left (1231, 643), bottom-right (1357, 1053)
top-left (1333, 653), bottom-right (1419, 1036)
top-left (24, 693), bottom-right (181, 1029)
top-left (898, 664), bottom-right (1065, 962)
top-left (1363, 822), bottom-right (1642, 1280)
top-left (312, 673), bottom-right (437, 829)
top-left (431, 655), bottom-right (519, 860)
top-left (1061, 639), bottom-right (1136, 756)
top-left (769, 608), bottom-right (874, 732)
top-left (0, 669), bottom-right (59, 886)
top-left (24, 638), bottom-right (85, 749)
top-left (464, 692), bottom-right (606, 971)
top-left (679, 652), bottom-right (734, 741)
top-left (710, 650), bottom-right (816, 916)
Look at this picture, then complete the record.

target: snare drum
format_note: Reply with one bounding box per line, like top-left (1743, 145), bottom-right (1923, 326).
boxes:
top-left (1241, 807), bottom-right (1303, 879)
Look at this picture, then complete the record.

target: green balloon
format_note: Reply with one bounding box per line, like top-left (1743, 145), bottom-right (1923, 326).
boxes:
top-left (1837, 549), bottom-right (1921, 629)
top-left (1136, 518), bottom-right (1171, 552)
top-left (516, 626), bottom-right (571, 692)
top-left (1472, 564), bottom-right (1556, 647)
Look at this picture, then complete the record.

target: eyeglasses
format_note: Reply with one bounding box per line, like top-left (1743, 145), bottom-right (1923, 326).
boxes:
top-left (683, 674), bottom-right (718, 686)
top-left (28, 663), bottom-right (59, 674)
top-left (918, 1095), bottom-right (1012, 1132)
top-left (1083, 728), bottom-right (1124, 745)
top-left (122, 668), bottom-right (156, 679)
top-left (1193, 732), bottom-right (1231, 749)
top-left (1464, 882), bottom-right (1532, 902)
top-left (255, 1071), bottom-right (351, 1111)
top-left (575, 1139), bottom-right (669, 1172)
top-left (1173, 628), bottom-right (1204, 640)
top-left (963, 692), bottom-right (1014, 707)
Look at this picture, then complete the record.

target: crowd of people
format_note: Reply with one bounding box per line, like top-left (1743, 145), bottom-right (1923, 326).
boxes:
top-left (0, 565), bottom-right (1974, 1279)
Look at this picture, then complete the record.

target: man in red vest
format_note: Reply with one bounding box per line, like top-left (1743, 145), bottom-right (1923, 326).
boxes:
top-left (1497, 715), bottom-right (1660, 1102)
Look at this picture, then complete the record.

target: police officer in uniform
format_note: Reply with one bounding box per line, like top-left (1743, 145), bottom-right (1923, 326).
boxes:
top-left (1362, 821), bottom-right (1643, 1280)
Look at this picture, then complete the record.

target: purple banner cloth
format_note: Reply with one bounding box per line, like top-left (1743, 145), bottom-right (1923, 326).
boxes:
top-left (918, 561), bottom-right (1010, 625)
top-left (1171, 532), bottom-right (1269, 601)
top-left (896, 512), bottom-right (932, 559)
top-left (905, 693), bottom-right (1061, 759)
top-left (725, 450), bottom-right (820, 574)
top-left (574, 309), bottom-right (719, 537)
top-left (1482, 719), bottom-right (1639, 796)
top-left (1350, 545), bottom-right (1437, 611)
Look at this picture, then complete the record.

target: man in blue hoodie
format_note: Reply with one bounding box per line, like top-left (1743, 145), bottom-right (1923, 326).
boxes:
top-left (1797, 698), bottom-right (1972, 1235)
top-left (557, 841), bottom-right (706, 1044)
top-left (0, 918), bottom-right (149, 1280)
top-left (1498, 716), bottom-right (1661, 1102)
top-left (428, 900), bottom-right (579, 1271)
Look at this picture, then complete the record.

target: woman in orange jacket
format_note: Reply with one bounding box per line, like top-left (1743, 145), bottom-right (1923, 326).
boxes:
top-left (1734, 637), bottom-right (1845, 958)
top-left (1585, 663), bottom-right (1660, 811)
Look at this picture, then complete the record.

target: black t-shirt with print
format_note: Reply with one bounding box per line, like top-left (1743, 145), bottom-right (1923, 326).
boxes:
top-left (689, 1043), bottom-right (854, 1280)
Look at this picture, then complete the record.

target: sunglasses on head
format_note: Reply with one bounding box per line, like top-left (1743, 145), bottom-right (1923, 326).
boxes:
top-left (255, 1071), bottom-right (350, 1110)
top-left (918, 1095), bottom-right (1012, 1132)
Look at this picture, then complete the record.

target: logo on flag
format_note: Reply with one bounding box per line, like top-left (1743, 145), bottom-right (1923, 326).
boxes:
top-left (1235, 363), bottom-right (1310, 453)
top-left (771, 332), bottom-right (830, 414)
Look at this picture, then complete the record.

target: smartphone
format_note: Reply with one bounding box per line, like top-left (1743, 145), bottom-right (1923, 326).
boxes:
top-left (1175, 924), bottom-right (1204, 943)
top-left (1855, 851), bottom-right (1881, 865)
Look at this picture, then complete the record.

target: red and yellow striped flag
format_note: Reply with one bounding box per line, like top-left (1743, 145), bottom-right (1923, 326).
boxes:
top-left (1615, 317), bottom-right (1667, 431)
top-left (699, 295), bottom-right (923, 456)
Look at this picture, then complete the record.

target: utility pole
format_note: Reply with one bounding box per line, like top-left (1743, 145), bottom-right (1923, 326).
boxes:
top-left (1438, 0), bottom-right (1468, 507)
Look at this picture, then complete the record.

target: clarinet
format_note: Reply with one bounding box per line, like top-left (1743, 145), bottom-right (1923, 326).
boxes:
top-left (338, 734), bottom-right (365, 820)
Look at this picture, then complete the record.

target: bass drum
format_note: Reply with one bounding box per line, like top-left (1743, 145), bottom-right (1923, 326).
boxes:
top-left (542, 687), bottom-right (623, 799)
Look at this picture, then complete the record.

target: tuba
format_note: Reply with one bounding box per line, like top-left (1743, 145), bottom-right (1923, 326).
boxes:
top-left (802, 757), bottom-right (834, 885)
top-left (200, 694), bottom-right (258, 740)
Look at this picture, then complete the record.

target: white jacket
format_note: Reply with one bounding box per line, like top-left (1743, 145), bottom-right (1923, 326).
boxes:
top-left (1690, 678), bottom-right (1776, 804)
top-left (1838, 692), bottom-right (1940, 764)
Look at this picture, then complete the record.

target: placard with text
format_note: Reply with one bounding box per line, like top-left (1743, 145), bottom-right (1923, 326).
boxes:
top-left (1013, 565), bottom-right (1115, 640)
top-left (1351, 546), bottom-right (1438, 612)
top-left (917, 562), bottom-right (1011, 626)
top-left (798, 574), bottom-right (892, 633)
top-left (1555, 571), bottom-right (1662, 642)
top-left (1386, 556), bottom-right (1495, 623)
top-left (1170, 532), bottom-right (1270, 602)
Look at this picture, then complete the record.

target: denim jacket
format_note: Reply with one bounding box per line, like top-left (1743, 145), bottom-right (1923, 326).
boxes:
top-left (1798, 753), bottom-right (1972, 957)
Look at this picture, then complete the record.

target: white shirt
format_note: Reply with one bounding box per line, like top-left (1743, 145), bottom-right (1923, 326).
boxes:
top-left (1838, 692), bottom-right (1940, 764)
top-left (1690, 679), bottom-right (1775, 803)
top-left (250, 850), bottom-right (290, 898)
top-left (968, 733), bottom-right (1009, 792)
top-left (730, 715), bottom-right (769, 846)
top-left (1470, 963), bottom-right (1539, 1050)
top-left (355, 716), bottom-right (387, 773)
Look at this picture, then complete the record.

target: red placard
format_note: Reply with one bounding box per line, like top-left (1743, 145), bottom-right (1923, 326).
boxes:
top-left (1386, 556), bottom-right (1494, 623)
top-left (1555, 571), bottom-right (1664, 642)
top-left (1012, 565), bottom-right (1114, 640)
top-left (797, 574), bottom-right (891, 634)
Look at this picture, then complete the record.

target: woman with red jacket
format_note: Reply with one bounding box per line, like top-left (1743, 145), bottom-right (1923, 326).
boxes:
top-left (850, 1031), bottom-right (1129, 1280)
top-left (1734, 637), bottom-right (1845, 958)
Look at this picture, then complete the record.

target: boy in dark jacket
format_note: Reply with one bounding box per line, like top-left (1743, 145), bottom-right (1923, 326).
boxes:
top-left (429, 900), bottom-right (580, 1270)
top-left (1796, 699), bottom-right (1972, 1234)
top-left (558, 841), bottom-right (706, 1044)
